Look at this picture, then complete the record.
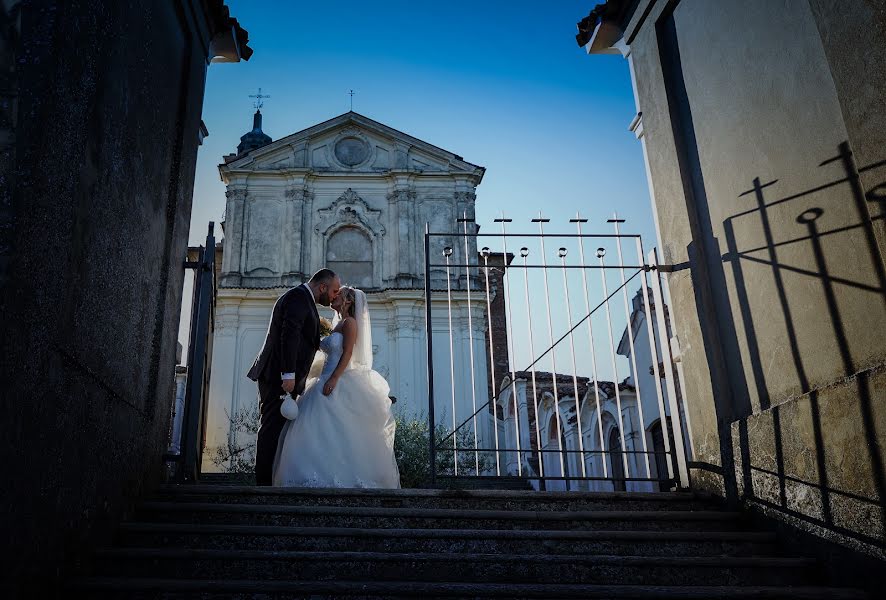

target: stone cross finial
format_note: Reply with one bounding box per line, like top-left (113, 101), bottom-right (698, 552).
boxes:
top-left (249, 87), bottom-right (270, 110)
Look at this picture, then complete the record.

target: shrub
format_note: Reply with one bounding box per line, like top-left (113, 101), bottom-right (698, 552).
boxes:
top-left (394, 410), bottom-right (495, 488)
top-left (205, 403), bottom-right (259, 478)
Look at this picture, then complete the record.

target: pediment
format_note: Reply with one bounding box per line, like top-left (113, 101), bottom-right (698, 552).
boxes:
top-left (221, 112), bottom-right (484, 179)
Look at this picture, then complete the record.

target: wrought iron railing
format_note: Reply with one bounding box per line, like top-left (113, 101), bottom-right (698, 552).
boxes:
top-left (167, 222), bottom-right (217, 483)
top-left (424, 216), bottom-right (691, 491)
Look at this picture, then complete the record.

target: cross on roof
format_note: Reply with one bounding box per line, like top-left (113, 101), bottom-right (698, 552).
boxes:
top-left (249, 87), bottom-right (270, 110)
top-left (349, 89), bottom-right (355, 111)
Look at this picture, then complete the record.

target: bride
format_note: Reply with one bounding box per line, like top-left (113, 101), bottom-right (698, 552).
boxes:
top-left (272, 285), bottom-right (401, 488)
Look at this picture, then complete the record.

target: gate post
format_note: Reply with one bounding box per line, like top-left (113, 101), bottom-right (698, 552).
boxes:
top-left (649, 248), bottom-right (690, 489)
top-left (178, 222), bottom-right (216, 483)
top-left (424, 224), bottom-right (437, 486)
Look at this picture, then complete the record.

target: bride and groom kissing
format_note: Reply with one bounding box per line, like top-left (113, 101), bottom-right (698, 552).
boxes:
top-left (247, 269), bottom-right (401, 489)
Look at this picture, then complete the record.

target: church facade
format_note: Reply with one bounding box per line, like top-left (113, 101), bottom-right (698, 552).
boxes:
top-left (202, 111), bottom-right (491, 470)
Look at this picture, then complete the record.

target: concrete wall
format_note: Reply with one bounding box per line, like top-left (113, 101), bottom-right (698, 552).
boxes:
top-left (606, 0), bottom-right (886, 556)
top-left (0, 1), bottom-right (248, 593)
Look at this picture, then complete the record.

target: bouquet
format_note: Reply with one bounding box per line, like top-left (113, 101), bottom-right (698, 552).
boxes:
top-left (319, 316), bottom-right (333, 337)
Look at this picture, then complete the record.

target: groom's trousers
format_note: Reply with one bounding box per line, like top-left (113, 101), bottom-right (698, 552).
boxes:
top-left (255, 378), bottom-right (286, 486)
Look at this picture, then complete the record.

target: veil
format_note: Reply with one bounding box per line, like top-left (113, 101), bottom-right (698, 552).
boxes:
top-left (332, 287), bottom-right (373, 371)
top-left (350, 288), bottom-right (373, 371)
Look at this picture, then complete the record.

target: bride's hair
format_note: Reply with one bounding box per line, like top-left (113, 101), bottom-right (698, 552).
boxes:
top-left (339, 286), bottom-right (357, 319)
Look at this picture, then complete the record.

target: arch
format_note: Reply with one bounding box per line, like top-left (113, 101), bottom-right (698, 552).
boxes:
top-left (547, 414), bottom-right (560, 442)
top-left (648, 418), bottom-right (675, 492)
top-left (579, 390), bottom-right (606, 482)
top-left (608, 425), bottom-right (626, 492)
top-left (326, 225), bottom-right (373, 288)
top-left (314, 188), bottom-right (385, 287)
top-left (542, 407), bottom-right (569, 487)
top-left (497, 377), bottom-right (517, 420)
top-left (550, 414), bottom-right (570, 479)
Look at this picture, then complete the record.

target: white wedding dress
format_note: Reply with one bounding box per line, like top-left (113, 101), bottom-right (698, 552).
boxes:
top-left (272, 292), bottom-right (400, 489)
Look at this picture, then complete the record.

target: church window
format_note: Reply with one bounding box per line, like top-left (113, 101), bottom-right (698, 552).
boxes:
top-left (608, 426), bottom-right (626, 491)
top-left (327, 227), bottom-right (373, 288)
top-left (334, 137), bottom-right (370, 166)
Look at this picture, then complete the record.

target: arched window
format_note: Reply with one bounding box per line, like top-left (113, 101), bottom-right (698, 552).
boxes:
top-left (608, 427), bottom-right (626, 492)
top-left (547, 414), bottom-right (570, 479)
top-left (650, 421), bottom-right (667, 492)
top-left (548, 414), bottom-right (560, 443)
top-left (326, 226), bottom-right (373, 288)
top-left (649, 418), bottom-right (676, 492)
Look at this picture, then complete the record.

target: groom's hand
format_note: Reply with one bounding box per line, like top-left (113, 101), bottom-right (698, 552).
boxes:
top-left (281, 379), bottom-right (296, 394)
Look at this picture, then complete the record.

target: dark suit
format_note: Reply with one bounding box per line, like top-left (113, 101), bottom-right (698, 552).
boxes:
top-left (247, 285), bottom-right (320, 485)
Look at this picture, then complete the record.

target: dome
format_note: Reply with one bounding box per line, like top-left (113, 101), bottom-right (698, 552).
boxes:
top-left (236, 110), bottom-right (272, 154)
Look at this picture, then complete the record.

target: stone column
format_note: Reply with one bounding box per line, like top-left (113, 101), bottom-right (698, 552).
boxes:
top-left (299, 186), bottom-right (314, 277)
top-left (283, 184), bottom-right (307, 284)
top-left (388, 187), bottom-right (418, 287)
top-left (502, 386), bottom-right (519, 476)
top-left (222, 188), bottom-right (247, 287)
top-left (406, 189), bottom-right (418, 285)
top-left (515, 382), bottom-right (533, 477)
top-left (385, 189), bottom-right (401, 287)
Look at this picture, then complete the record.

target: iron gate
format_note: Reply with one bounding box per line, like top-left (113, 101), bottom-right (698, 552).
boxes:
top-left (423, 216), bottom-right (692, 491)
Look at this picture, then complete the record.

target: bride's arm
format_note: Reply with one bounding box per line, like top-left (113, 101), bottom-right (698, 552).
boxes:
top-left (322, 317), bottom-right (356, 396)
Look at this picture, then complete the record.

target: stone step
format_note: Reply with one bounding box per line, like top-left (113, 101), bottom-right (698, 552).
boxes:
top-left (196, 474), bottom-right (541, 491)
top-left (92, 548), bottom-right (819, 587)
top-left (135, 501), bottom-right (744, 532)
top-left (71, 577), bottom-right (870, 599)
top-left (433, 475), bottom-right (536, 490)
top-left (117, 522), bottom-right (778, 557)
top-left (152, 484), bottom-right (713, 512)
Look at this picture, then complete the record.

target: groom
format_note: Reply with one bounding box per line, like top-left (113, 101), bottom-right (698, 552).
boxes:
top-left (247, 268), bottom-right (342, 485)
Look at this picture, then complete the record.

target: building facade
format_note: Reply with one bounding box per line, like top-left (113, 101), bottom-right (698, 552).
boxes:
top-left (203, 111), bottom-right (494, 469)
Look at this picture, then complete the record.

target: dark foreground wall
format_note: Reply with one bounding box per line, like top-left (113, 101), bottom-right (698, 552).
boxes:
top-left (0, 1), bottom-right (249, 595)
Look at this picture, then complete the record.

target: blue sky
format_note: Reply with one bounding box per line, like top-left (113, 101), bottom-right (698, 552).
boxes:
top-left (191, 0), bottom-right (652, 245)
top-left (186, 0), bottom-right (658, 382)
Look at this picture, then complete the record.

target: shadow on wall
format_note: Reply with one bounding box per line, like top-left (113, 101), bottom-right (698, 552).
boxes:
top-left (720, 142), bottom-right (886, 552)
top-left (657, 5), bottom-right (886, 552)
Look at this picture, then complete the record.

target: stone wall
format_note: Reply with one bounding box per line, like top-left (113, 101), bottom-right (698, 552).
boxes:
top-left (0, 1), bottom-right (19, 290)
top-left (0, 1), bottom-right (248, 594)
top-left (588, 0), bottom-right (886, 556)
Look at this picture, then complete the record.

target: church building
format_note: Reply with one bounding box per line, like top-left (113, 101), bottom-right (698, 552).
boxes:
top-left (202, 109), bottom-right (491, 470)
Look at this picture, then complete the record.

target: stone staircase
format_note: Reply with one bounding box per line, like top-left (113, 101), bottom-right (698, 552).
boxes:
top-left (72, 485), bottom-right (868, 599)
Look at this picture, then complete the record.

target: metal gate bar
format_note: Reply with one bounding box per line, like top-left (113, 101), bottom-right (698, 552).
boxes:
top-left (424, 219), bottom-right (691, 491)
